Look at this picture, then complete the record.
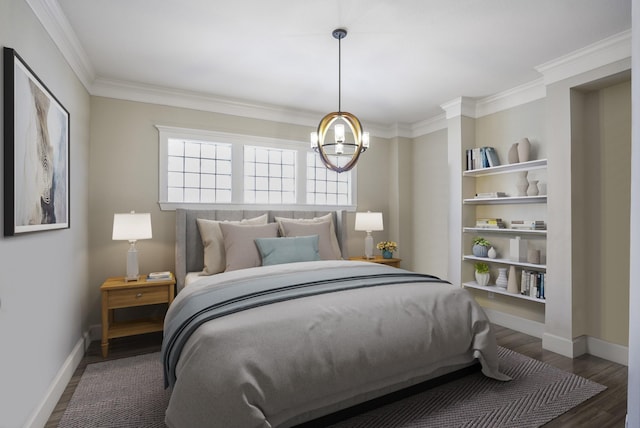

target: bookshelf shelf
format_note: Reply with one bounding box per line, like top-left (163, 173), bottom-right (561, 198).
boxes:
top-left (464, 196), bottom-right (546, 205)
top-left (463, 255), bottom-right (546, 271)
top-left (463, 159), bottom-right (547, 177)
top-left (462, 281), bottom-right (546, 304)
top-left (463, 227), bottom-right (547, 237)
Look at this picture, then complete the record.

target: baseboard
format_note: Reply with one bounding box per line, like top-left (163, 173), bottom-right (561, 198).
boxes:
top-left (23, 331), bottom-right (89, 428)
top-left (486, 309), bottom-right (628, 365)
top-left (483, 308), bottom-right (545, 338)
top-left (586, 336), bottom-right (628, 366)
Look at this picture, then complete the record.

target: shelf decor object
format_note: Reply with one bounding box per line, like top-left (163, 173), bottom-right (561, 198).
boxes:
top-left (527, 180), bottom-right (539, 196)
top-left (509, 236), bottom-right (528, 262)
top-left (507, 265), bottom-right (519, 293)
top-left (355, 211), bottom-right (383, 259)
top-left (310, 29), bottom-right (369, 173)
top-left (517, 137), bottom-right (531, 162)
top-left (508, 143), bottom-right (519, 163)
top-left (496, 268), bottom-right (508, 289)
top-left (112, 211), bottom-right (153, 281)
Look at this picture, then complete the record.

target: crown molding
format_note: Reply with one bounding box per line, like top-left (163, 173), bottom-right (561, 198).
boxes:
top-left (26, 0), bottom-right (95, 90)
top-left (535, 29), bottom-right (631, 85)
top-left (475, 78), bottom-right (546, 117)
top-left (440, 96), bottom-right (478, 119)
top-left (410, 114), bottom-right (447, 137)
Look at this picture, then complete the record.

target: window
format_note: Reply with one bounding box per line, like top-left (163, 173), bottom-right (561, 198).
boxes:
top-left (157, 125), bottom-right (357, 210)
top-left (306, 153), bottom-right (351, 205)
top-left (244, 146), bottom-right (296, 204)
top-left (167, 139), bottom-right (232, 203)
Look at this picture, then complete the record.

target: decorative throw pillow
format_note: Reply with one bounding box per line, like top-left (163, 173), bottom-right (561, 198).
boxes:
top-left (275, 213), bottom-right (342, 259)
top-left (279, 220), bottom-right (340, 260)
top-left (197, 214), bottom-right (268, 275)
top-left (219, 222), bottom-right (279, 271)
top-left (254, 235), bottom-right (320, 266)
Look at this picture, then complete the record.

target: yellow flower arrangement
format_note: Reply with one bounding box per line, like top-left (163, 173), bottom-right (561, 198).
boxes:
top-left (376, 241), bottom-right (398, 253)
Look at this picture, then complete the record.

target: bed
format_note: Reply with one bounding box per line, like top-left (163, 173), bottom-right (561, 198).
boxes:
top-left (163, 209), bottom-right (508, 428)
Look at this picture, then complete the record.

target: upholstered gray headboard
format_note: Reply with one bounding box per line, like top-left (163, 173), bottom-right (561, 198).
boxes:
top-left (175, 209), bottom-right (348, 291)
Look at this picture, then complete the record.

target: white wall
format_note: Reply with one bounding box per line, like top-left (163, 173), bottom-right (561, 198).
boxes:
top-left (626, 1), bottom-right (639, 425)
top-left (0, 1), bottom-right (91, 427)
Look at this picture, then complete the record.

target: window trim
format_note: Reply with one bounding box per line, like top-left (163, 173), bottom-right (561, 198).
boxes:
top-left (156, 125), bottom-right (357, 211)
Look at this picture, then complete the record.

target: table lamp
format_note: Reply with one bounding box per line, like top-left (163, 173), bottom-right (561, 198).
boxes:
top-left (112, 211), bottom-right (152, 281)
top-left (354, 211), bottom-right (383, 259)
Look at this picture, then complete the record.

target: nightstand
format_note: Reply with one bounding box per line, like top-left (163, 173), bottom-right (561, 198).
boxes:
top-left (349, 256), bottom-right (402, 268)
top-left (100, 273), bottom-right (175, 357)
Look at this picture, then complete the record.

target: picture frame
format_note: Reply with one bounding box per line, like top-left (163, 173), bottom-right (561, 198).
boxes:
top-left (3, 47), bottom-right (70, 235)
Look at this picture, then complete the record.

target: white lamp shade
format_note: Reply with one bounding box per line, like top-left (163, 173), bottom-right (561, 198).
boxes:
top-left (112, 212), bottom-right (152, 241)
top-left (354, 212), bottom-right (383, 232)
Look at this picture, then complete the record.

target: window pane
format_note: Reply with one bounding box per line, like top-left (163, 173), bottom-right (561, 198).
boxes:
top-left (185, 173), bottom-right (199, 188)
top-left (218, 175), bottom-right (232, 189)
top-left (201, 144), bottom-right (216, 159)
top-left (184, 158), bottom-right (200, 173)
top-left (217, 189), bottom-right (232, 202)
top-left (201, 174), bottom-right (216, 188)
top-left (168, 172), bottom-right (183, 187)
top-left (184, 142), bottom-right (200, 157)
top-left (168, 139), bottom-right (184, 156)
top-left (168, 156), bottom-right (184, 172)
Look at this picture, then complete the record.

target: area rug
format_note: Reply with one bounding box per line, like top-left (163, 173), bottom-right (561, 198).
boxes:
top-left (58, 347), bottom-right (605, 428)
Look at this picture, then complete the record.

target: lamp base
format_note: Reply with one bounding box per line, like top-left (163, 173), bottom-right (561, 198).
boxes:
top-left (364, 233), bottom-right (374, 259)
top-left (125, 242), bottom-right (140, 281)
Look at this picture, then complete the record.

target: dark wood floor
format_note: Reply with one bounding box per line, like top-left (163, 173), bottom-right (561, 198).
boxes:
top-left (45, 325), bottom-right (628, 427)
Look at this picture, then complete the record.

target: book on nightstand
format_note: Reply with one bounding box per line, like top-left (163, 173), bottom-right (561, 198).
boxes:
top-left (147, 271), bottom-right (172, 281)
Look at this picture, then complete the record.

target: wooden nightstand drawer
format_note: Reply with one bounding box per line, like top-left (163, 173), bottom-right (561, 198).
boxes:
top-left (108, 286), bottom-right (169, 308)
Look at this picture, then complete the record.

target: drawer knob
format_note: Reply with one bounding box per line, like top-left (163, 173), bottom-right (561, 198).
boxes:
top-left (136, 293), bottom-right (143, 298)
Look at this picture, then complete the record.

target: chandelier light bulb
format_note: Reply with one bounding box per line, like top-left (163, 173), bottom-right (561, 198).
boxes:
top-left (334, 124), bottom-right (345, 144)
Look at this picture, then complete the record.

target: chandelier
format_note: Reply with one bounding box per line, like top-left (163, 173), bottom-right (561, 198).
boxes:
top-left (310, 28), bottom-right (369, 173)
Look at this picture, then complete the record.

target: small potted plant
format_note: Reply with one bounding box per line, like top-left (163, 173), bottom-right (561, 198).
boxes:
top-left (475, 262), bottom-right (490, 286)
top-left (472, 237), bottom-right (491, 257)
top-left (376, 241), bottom-right (398, 259)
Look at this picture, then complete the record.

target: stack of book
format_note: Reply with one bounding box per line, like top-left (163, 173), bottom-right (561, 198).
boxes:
top-left (475, 218), bottom-right (506, 229)
top-left (465, 147), bottom-right (501, 170)
top-left (510, 220), bottom-right (546, 230)
top-left (147, 271), bottom-right (172, 281)
top-left (475, 192), bottom-right (507, 199)
top-left (520, 270), bottom-right (546, 299)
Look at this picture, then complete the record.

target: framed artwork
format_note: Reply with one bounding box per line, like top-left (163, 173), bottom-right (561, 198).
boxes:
top-left (3, 47), bottom-right (70, 235)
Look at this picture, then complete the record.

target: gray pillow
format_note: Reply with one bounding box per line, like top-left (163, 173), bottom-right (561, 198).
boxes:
top-left (275, 213), bottom-right (342, 259)
top-left (254, 235), bottom-right (320, 266)
top-left (197, 214), bottom-right (268, 275)
top-left (279, 220), bottom-right (340, 260)
top-left (219, 222), bottom-right (279, 271)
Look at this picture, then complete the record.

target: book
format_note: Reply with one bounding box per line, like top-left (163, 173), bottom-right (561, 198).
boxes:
top-left (485, 147), bottom-right (500, 167)
top-left (475, 192), bottom-right (507, 198)
top-left (147, 271), bottom-right (172, 281)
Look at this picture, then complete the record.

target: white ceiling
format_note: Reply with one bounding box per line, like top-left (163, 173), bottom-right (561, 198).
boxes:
top-left (53, 0), bottom-right (631, 129)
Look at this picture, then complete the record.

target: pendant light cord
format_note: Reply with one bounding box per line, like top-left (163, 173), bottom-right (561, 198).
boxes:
top-left (338, 34), bottom-right (342, 113)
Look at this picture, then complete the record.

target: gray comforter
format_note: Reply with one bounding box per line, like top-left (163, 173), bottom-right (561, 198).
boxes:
top-left (163, 260), bottom-right (509, 428)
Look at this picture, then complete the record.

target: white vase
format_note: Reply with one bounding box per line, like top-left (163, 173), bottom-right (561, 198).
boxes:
top-left (508, 143), bottom-right (519, 164)
top-left (496, 268), bottom-right (508, 289)
top-left (475, 272), bottom-right (490, 286)
top-left (517, 138), bottom-right (531, 162)
top-left (487, 247), bottom-right (497, 259)
top-left (507, 265), bottom-right (519, 293)
top-left (527, 180), bottom-right (539, 196)
top-left (516, 171), bottom-right (529, 196)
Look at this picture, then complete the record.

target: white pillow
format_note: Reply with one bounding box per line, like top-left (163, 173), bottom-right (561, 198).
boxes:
top-left (197, 214), bottom-right (268, 275)
top-left (219, 222), bottom-right (279, 271)
top-left (279, 220), bottom-right (340, 260)
top-left (275, 213), bottom-right (342, 259)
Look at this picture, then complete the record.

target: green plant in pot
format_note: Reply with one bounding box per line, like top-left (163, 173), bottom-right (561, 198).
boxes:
top-left (472, 237), bottom-right (491, 257)
top-left (474, 262), bottom-right (490, 286)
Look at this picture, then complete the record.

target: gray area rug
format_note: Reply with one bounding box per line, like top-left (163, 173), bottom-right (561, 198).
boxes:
top-left (58, 347), bottom-right (605, 428)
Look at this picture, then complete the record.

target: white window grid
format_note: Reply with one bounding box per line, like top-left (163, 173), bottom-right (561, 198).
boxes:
top-left (244, 146), bottom-right (296, 204)
top-left (166, 139), bottom-right (232, 203)
top-left (306, 153), bottom-right (351, 206)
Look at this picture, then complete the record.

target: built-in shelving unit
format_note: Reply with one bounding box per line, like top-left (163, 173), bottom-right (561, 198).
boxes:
top-left (462, 158), bottom-right (548, 303)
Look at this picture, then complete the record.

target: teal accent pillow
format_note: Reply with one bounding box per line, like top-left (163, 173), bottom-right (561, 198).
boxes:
top-left (254, 235), bottom-right (321, 266)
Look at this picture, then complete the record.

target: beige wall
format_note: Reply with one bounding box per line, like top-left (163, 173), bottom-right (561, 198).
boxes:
top-left (87, 97), bottom-right (392, 325)
top-left (581, 80), bottom-right (631, 346)
top-left (411, 129), bottom-right (449, 278)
